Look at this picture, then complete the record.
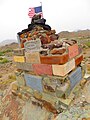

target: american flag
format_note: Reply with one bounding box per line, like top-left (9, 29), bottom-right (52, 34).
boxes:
top-left (28, 8), bottom-right (35, 18)
top-left (28, 6), bottom-right (43, 18)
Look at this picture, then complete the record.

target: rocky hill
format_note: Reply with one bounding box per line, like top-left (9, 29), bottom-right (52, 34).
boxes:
top-left (0, 42), bottom-right (18, 52)
top-left (58, 29), bottom-right (90, 38)
top-left (0, 39), bottom-right (18, 46)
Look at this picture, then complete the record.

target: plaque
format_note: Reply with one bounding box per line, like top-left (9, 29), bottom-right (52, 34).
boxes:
top-left (25, 52), bottom-right (40, 63)
top-left (13, 56), bottom-right (25, 62)
top-left (24, 73), bottom-right (43, 92)
top-left (15, 62), bottom-right (34, 72)
top-left (68, 67), bottom-right (82, 90)
top-left (33, 64), bottom-right (53, 76)
top-left (13, 48), bottom-right (25, 56)
top-left (24, 39), bottom-right (41, 52)
top-left (52, 59), bottom-right (75, 76)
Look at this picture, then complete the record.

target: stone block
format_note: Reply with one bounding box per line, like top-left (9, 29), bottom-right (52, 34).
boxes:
top-left (33, 90), bottom-right (42, 99)
top-left (40, 53), bottom-right (69, 65)
top-left (24, 73), bottom-right (43, 92)
top-left (11, 82), bottom-right (18, 91)
top-left (42, 75), bottom-right (68, 97)
top-left (24, 39), bottom-right (41, 52)
top-left (13, 48), bottom-right (25, 56)
top-left (13, 56), bottom-right (25, 62)
top-left (25, 52), bottom-right (40, 63)
top-left (15, 62), bottom-right (34, 72)
top-left (20, 86), bottom-right (34, 96)
top-left (15, 71), bottom-right (26, 86)
top-left (68, 67), bottom-right (82, 90)
top-left (33, 64), bottom-right (53, 75)
top-left (42, 92), bottom-right (59, 110)
top-left (42, 92), bottom-right (74, 110)
top-left (56, 81), bottom-right (70, 98)
top-left (52, 59), bottom-right (75, 76)
top-left (86, 63), bottom-right (90, 74)
top-left (78, 45), bottom-right (83, 54)
top-left (75, 54), bottom-right (83, 66)
top-left (58, 93), bottom-right (75, 109)
top-left (68, 44), bottom-right (79, 59)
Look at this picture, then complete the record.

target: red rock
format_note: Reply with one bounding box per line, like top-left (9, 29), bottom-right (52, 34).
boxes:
top-left (50, 48), bottom-right (66, 55)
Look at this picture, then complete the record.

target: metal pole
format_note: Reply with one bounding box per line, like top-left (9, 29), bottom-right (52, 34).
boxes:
top-left (40, 2), bottom-right (43, 18)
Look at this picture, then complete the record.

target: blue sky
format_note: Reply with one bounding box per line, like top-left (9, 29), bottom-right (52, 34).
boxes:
top-left (0, 0), bottom-right (90, 42)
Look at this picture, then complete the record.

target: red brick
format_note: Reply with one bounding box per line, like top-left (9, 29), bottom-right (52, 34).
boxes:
top-left (75, 54), bottom-right (83, 66)
top-left (68, 44), bottom-right (79, 59)
top-left (40, 53), bottom-right (69, 65)
top-left (33, 64), bottom-right (53, 75)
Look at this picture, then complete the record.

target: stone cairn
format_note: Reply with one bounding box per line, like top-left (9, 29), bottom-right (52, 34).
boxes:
top-left (13, 14), bottom-right (84, 114)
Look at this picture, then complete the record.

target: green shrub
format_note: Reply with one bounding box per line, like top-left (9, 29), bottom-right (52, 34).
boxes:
top-left (85, 42), bottom-right (90, 47)
top-left (8, 74), bottom-right (16, 80)
top-left (0, 58), bottom-right (9, 64)
top-left (0, 57), bottom-right (3, 60)
top-left (3, 49), bottom-right (12, 53)
top-left (0, 52), bottom-right (4, 56)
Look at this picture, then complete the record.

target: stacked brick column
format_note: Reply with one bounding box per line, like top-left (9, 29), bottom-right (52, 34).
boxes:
top-left (13, 22), bottom-right (84, 113)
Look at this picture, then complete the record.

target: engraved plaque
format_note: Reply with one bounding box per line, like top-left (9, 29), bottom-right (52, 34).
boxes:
top-left (68, 67), bottom-right (82, 90)
top-left (15, 62), bottom-right (34, 71)
top-left (13, 56), bottom-right (25, 62)
top-left (25, 52), bottom-right (40, 63)
top-left (33, 64), bottom-right (53, 75)
top-left (24, 73), bottom-right (43, 92)
top-left (13, 48), bottom-right (25, 56)
top-left (52, 59), bottom-right (75, 76)
top-left (24, 39), bottom-right (41, 52)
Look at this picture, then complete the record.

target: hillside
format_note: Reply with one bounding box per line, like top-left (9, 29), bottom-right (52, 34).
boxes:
top-left (58, 29), bottom-right (90, 38)
top-left (0, 42), bottom-right (18, 52)
top-left (0, 39), bottom-right (17, 46)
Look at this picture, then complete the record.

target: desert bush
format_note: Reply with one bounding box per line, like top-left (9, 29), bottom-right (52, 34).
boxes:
top-left (0, 74), bottom-right (2, 78)
top-left (0, 57), bottom-right (3, 60)
top-left (8, 74), bottom-right (16, 80)
top-left (0, 52), bottom-right (4, 56)
top-left (3, 49), bottom-right (13, 53)
top-left (0, 58), bottom-right (9, 64)
top-left (85, 42), bottom-right (90, 47)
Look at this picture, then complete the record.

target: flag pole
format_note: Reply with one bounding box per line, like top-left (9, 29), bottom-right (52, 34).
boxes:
top-left (40, 2), bottom-right (43, 18)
